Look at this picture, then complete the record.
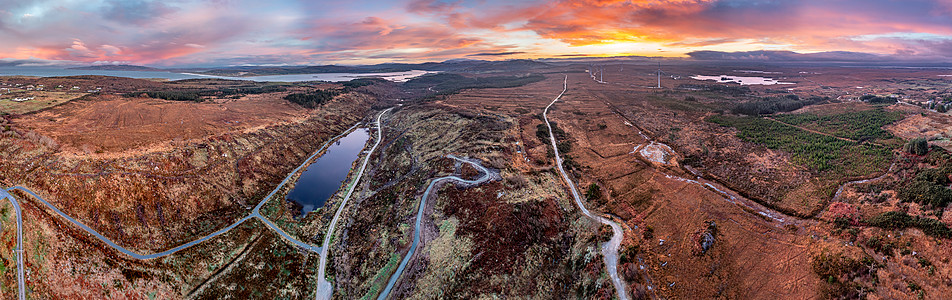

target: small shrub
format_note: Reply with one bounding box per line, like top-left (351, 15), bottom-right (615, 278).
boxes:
top-left (505, 175), bottom-right (528, 189)
top-left (905, 138), bottom-right (929, 156)
top-left (864, 235), bottom-right (894, 255)
top-left (619, 244), bottom-right (639, 264)
top-left (867, 211), bottom-right (952, 239)
top-left (917, 257), bottom-right (932, 268)
top-left (585, 183), bottom-right (602, 201)
top-left (642, 225), bottom-right (654, 240)
top-left (812, 251), bottom-right (878, 299)
top-left (898, 180), bottom-right (952, 208)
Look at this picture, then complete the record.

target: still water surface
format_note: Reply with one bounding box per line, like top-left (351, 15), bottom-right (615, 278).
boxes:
top-left (286, 129), bottom-right (370, 217)
top-left (0, 67), bottom-right (430, 82)
top-left (691, 75), bottom-right (794, 85)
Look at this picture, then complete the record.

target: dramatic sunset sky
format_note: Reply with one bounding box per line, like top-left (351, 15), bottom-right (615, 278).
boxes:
top-left (2, 0), bottom-right (952, 66)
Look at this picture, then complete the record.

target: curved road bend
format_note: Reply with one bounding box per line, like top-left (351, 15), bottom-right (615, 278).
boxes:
top-left (545, 75), bottom-right (629, 300)
top-left (316, 108), bottom-right (393, 300)
top-left (0, 189), bottom-right (24, 300)
top-left (16, 186), bottom-right (261, 259)
top-left (6, 122), bottom-right (366, 259)
top-left (0, 120), bottom-right (374, 297)
top-left (375, 155), bottom-right (494, 300)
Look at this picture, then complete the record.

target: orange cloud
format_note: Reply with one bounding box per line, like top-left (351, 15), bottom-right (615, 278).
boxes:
top-left (4, 0), bottom-right (952, 65)
top-left (534, 1), bottom-right (952, 55)
top-left (304, 16), bottom-right (511, 60)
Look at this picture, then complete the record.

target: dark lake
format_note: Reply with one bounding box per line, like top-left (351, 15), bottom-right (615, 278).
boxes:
top-left (286, 128), bottom-right (369, 217)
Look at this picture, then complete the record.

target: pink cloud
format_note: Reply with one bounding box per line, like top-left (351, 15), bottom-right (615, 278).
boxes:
top-left (3, 0), bottom-right (952, 65)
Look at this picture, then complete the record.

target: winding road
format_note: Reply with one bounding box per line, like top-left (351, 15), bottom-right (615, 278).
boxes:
top-left (0, 189), bottom-right (24, 300)
top-left (546, 74), bottom-right (629, 300)
top-left (316, 107), bottom-right (393, 300)
top-left (0, 111), bottom-right (391, 298)
top-left (376, 155), bottom-right (496, 300)
top-left (0, 71), bottom-right (889, 299)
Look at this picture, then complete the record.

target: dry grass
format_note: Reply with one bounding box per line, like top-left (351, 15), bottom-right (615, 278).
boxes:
top-left (0, 91), bottom-right (87, 115)
top-left (14, 93), bottom-right (314, 155)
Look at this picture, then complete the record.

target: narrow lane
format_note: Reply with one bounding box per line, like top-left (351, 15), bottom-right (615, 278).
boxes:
top-left (545, 74), bottom-right (629, 300)
top-left (5, 122), bottom-right (366, 260)
top-left (376, 155), bottom-right (495, 300)
top-left (0, 189), bottom-right (24, 300)
top-left (0, 119), bottom-right (375, 297)
top-left (317, 108), bottom-right (393, 300)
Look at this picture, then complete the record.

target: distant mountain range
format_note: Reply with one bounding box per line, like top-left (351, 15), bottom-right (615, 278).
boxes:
top-left (68, 64), bottom-right (164, 71)
top-left (60, 60), bottom-right (552, 77)
top-left (59, 51), bottom-right (952, 76)
top-left (184, 59), bottom-right (552, 76)
top-left (686, 50), bottom-right (889, 62)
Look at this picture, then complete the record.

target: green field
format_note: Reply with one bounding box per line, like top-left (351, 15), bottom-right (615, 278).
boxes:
top-left (0, 91), bottom-right (87, 114)
top-left (708, 115), bottom-right (893, 176)
top-left (773, 108), bottom-right (901, 143)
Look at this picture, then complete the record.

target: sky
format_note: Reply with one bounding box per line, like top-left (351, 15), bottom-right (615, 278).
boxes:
top-left (1, 0), bottom-right (952, 67)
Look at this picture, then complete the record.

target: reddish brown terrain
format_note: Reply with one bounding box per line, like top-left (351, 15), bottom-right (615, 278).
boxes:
top-left (346, 64), bottom-right (952, 299)
top-left (17, 93), bottom-right (311, 154)
top-left (0, 76), bottom-right (379, 298)
top-left (0, 61), bottom-right (951, 299)
top-left (427, 72), bottom-right (823, 298)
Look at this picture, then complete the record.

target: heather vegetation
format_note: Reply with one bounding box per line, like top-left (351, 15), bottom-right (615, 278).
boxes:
top-left (536, 120), bottom-right (571, 154)
top-left (811, 251), bottom-right (878, 299)
top-left (10, 59), bottom-right (952, 299)
top-left (866, 211), bottom-right (952, 238)
top-left (897, 166), bottom-right (952, 209)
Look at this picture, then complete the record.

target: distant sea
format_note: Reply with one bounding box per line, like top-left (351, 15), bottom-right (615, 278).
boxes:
top-left (0, 67), bottom-right (431, 82)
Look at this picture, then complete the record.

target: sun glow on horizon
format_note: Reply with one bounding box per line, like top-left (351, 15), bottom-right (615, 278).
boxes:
top-left (0, 0), bottom-right (950, 66)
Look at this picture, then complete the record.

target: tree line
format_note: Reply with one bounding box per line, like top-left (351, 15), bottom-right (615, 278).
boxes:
top-left (731, 95), bottom-right (828, 115)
